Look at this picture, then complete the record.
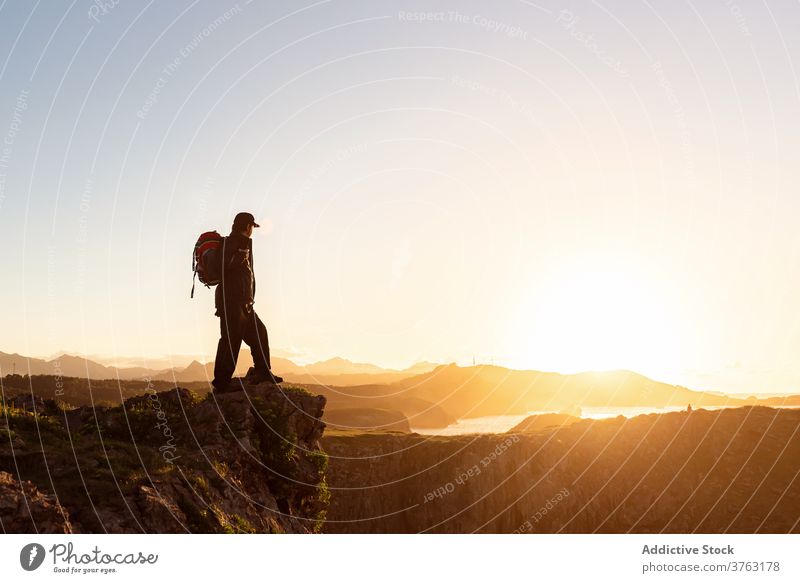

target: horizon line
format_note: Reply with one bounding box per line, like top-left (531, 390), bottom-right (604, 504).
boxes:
top-left (1, 348), bottom-right (797, 398)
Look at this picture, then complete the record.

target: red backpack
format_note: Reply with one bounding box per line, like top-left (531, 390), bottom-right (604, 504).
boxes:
top-left (191, 231), bottom-right (223, 297)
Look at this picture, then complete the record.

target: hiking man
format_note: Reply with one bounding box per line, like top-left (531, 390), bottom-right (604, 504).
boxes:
top-left (212, 212), bottom-right (283, 393)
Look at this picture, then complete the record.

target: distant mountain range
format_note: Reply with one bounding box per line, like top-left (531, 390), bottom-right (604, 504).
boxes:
top-left (0, 350), bottom-right (439, 385)
top-left (272, 363), bottom-right (800, 428)
top-left (387, 364), bottom-right (800, 419)
top-left (3, 351), bottom-right (800, 430)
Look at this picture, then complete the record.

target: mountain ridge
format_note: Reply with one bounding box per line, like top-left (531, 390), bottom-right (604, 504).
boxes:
top-left (0, 350), bottom-right (439, 385)
top-left (388, 364), bottom-right (800, 419)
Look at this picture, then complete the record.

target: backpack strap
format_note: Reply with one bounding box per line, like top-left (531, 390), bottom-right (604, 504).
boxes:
top-left (190, 247), bottom-right (197, 298)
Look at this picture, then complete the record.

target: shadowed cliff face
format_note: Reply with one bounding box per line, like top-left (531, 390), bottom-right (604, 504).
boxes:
top-left (0, 385), bottom-right (328, 533)
top-left (322, 407), bottom-right (800, 533)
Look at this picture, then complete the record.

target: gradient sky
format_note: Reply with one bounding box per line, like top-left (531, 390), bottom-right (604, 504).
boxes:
top-left (1, 0), bottom-right (798, 394)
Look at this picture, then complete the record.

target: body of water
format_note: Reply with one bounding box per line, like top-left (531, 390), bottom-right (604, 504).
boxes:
top-left (412, 414), bottom-right (533, 436)
top-left (411, 405), bottom-right (799, 435)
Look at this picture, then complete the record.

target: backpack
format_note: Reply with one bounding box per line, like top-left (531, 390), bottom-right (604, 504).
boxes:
top-left (191, 231), bottom-right (223, 298)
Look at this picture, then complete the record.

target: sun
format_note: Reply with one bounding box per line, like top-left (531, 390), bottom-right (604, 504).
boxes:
top-left (514, 261), bottom-right (682, 375)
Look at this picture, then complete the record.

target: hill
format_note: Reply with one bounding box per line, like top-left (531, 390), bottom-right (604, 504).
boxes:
top-left (389, 364), bottom-right (797, 419)
top-left (322, 406), bottom-right (800, 533)
top-left (508, 412), bottom-right (581, 432)
top-left (6, 363), bottom-right (800, 431)
top-left (0, 350), bottom-right (438, 386)
top-left (324, 407), bottom-right (411, 433)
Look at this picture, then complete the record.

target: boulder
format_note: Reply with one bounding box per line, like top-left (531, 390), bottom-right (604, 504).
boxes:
top-left (0, 471), bottom-right (72, 533)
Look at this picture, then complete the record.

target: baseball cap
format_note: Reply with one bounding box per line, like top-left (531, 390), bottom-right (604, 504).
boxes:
top-left (233, 212), bottom-right (260, 228)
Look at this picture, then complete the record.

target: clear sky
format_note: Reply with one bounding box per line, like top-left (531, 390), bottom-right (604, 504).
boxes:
top-left (1, 0), bottom-right (798, 394)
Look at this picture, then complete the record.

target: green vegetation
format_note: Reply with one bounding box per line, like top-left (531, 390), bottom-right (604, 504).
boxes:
top-left (309, 450), bottom-right (328, 475)
top-left (0, 403), bottom-right (66, 443)
top-left (249, 394), bottom-right (330, 531)
top-left (230, 514), bottom-right (256, 534)
top-left (251, 397), bottom-right (297, 480)
top-left (208, 460), bottom-right (231, 491)
top-left (280, 384), bottom-right (314, 398)
top-left (0, 401), bottom-right (177, 531)
top-left (192, 475), bottom-right (211, 497)
top-left (311, 480), bottom-right (330, 532)
top-left (1, 374), bottom-right (211, 409)
top-left (177, 495), bottom-right (223, 533)
top-left (1, 381), bottom-right (331, 534)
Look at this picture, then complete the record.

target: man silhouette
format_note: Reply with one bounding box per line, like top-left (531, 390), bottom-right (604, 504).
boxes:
top-left (212, 212), bottom-right (283, 393)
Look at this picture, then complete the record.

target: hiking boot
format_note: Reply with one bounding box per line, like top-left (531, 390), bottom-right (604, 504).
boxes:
top-left (246, 370), bottom-right (283, 385)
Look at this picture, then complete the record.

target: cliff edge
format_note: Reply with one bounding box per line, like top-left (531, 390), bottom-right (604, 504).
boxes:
top-left (0, 384), bottom-right (328, 533)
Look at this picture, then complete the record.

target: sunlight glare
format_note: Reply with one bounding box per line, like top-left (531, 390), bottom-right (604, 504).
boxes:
top-left (517, 262), bottom-right (682, 375)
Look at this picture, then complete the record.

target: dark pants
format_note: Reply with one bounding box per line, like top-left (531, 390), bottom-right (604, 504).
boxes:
top-left (213, 304), bottom-right (271, 388)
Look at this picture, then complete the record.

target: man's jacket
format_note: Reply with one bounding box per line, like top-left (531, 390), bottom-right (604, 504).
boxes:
top-left (214, 232), bottom-right (255, 315)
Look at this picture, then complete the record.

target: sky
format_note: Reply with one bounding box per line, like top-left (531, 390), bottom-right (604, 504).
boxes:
top-left (0, 0), bottom-right (799, 394)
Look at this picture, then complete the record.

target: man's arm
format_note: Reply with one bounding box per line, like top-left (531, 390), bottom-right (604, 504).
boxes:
top-left (221, 237), bottom-right (248, 273)
top-left (249, 238), bottom-right (255, 298)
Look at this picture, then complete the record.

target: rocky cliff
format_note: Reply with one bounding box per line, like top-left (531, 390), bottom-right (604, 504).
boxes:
top-left (322, 406), bottom-right (800, 533)
top-left (0, 384), bottom-right (328, 533)
top-left (0, 471), bottom-right (72, 533)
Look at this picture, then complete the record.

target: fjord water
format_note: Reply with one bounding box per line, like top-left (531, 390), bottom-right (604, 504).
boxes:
top-left (411, 405), bottom-right (800, 435)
